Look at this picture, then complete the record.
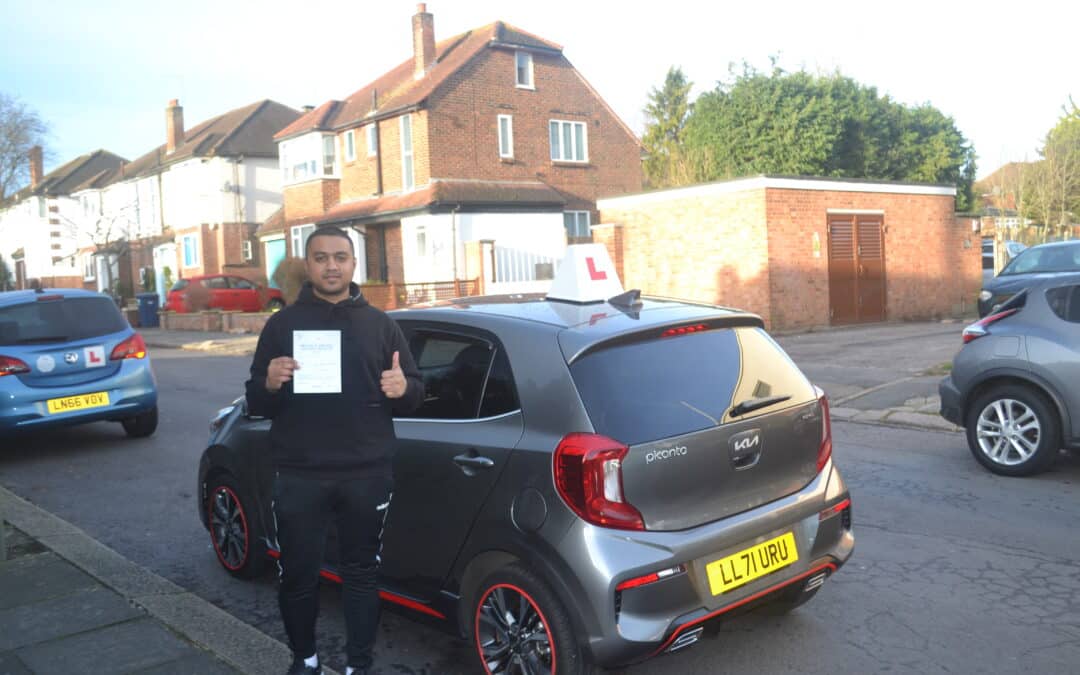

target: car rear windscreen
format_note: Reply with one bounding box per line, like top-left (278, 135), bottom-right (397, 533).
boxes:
top-left (569, 326), bottom-right (817, 445)
top-left (0, 297), bottom-right (128, 345)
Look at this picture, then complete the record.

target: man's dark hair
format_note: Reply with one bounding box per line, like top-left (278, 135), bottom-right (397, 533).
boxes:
top-left (305, 225), bottom-right (355, 258)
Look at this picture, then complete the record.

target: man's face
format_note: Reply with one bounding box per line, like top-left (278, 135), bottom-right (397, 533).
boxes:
top-left (305, 234), bottom-right (356, 299)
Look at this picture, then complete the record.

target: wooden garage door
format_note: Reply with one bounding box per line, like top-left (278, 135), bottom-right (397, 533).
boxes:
top-left (828, 214), bottom-right (886, 324)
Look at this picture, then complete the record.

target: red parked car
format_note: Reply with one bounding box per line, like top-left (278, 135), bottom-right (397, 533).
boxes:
top-left (165, 275), bottom-right (285, 313)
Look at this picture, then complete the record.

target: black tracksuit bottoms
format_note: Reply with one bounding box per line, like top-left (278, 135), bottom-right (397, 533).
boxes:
top-left (272, 471), bottom-right (394, 670)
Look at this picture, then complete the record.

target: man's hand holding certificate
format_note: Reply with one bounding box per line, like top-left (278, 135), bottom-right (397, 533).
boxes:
top-left (292, 330), bottom-right (342, 394)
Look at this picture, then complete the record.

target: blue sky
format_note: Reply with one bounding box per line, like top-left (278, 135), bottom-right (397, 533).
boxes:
top-left (2, 0), bottom-right (1075, 180)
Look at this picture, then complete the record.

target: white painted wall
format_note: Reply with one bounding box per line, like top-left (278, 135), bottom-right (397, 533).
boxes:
top-left (162, 158), bottom-right (216, 229)
top-left (162, 156), bottom-right (283, 229)
top-left (399, 212), bottom-right (566, 286)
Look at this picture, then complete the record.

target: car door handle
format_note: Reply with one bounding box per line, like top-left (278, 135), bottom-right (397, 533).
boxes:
top-left (454, 453), bottom-right (494, 469)
top-left (453, 452), bottom-right (495, 476)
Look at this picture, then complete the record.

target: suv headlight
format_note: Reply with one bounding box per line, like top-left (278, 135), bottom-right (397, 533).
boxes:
top-left (978, 290), bottom-right (993, 302)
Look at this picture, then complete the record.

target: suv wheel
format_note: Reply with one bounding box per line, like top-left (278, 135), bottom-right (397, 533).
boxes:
top-left (206, 474), bottom-right (267, 579)
top-left (472, 564), bottom-right (591, 675)
top-left (966, 385), bottom-right (1060, 476)
top-left (121, 406), bottom-right (158, 438)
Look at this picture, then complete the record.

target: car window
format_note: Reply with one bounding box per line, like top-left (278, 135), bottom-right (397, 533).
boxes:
top-left (171, 280), bottom-right (189, 292)
top-left (403, 331), bottom-right (499, 420)
top-left (569, 326), bottom-right (817, 446)
top-left (1001, 243), bottom-right (1080, 275)
top-left (479, 347), bottom-right (520, 417)
top-left (1046, 285), bottom-right (1080, 323)
top-left (230, 278), bottom-right (255, 290)
top-left (204, 276), bottom-right (229, 289)
top-left (0, 296), bottom-right (128, 345)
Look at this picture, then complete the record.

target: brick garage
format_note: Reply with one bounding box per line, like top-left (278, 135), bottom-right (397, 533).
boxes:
top-left (596, 176), bottom-right (982, 331)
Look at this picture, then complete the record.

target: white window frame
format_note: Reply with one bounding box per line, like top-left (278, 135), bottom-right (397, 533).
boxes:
top-left (242, 240), bottom-right (253, 261)
top-left (344, 130), bottom-right (356, 162)
top-left (515, 51), bottom-right (534, 89)
top-left (366, 124), bottom-right (378, 157)
top-left (563, 211), bottom-right (591, 239)
top-left (83, 254), bottom-right (96, 281)
top-left (498, 115), bottom-right (514, 159)
top-left (416, 225), bottom-right (428, 257)
top-left (401, 114), bottom-right (415, 192)
top-left (322, 135), bottom-right (337, 176)
top-left (290, 224), bottom-right (315, 257)
top-left (181, 233), bottom-right (200, 268)
top-left (549, 120), bottom-right (588, 163)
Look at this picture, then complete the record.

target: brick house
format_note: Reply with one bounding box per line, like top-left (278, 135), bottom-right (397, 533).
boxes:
top-left (260, 4), bottom-right (642, 304)
top-left (0, 147), bottom-right (127, 290)
top-left (69, 99), bottom-right (300, 303)
top-left (596, 176), bottom-right (982, 331)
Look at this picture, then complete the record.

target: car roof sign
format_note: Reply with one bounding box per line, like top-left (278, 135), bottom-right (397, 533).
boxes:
top-left (547, 244), bottom-right (625, 304)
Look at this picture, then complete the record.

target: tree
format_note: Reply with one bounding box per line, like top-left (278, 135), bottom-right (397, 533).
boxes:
top-left (1022, 100), bottom-right (1080, 240)
top-left (675, 63), bottom-right (977, 210)
top-left (0, 252), bottom-right (13, 291)
top-left (642, 67), bottom-right (694, 188)
top-left (0, 92), bottom-right (49, 202)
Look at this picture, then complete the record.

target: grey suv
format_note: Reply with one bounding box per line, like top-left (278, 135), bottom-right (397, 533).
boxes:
top-left (198, 268), bottom-right (853, 672)
top-left (941, 272), bottom-right (1080, 475)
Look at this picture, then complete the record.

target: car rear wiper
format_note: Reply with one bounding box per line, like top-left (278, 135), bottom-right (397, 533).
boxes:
top-left (16, 336), bottom-right (69, 344)
top-left (730, 395), bottom-right (791, 417)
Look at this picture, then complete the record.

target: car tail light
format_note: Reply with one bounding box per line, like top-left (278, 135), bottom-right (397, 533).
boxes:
top-left (554, 433), bottom-right (645, 531)
top-left (110, 333), bottom-right (147, 360)
top-left (816, 389), bottom-right (833, 473)
top-left (0, 356), bottom-right (30, 377)
top-left (962, 308), bottom-right (1018, 344)
top-left (661, 323), bottom-right (708, 338)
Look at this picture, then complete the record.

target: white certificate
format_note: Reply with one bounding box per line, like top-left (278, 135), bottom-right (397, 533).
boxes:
top-left (292, 330), bottom-right (342, 394)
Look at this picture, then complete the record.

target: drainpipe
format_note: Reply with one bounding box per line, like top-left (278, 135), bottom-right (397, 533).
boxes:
top-left (375, 118), bottom-right (384, 196)
top-left (451, 202), bottom-right (461, 283)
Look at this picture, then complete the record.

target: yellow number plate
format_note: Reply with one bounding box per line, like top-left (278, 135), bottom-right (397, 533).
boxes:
top-left (706, 532), bottom-right (798, 596)
top-left (46, 392), bottom-right (110, 414)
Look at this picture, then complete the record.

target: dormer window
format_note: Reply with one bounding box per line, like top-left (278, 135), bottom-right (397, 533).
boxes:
top-left (515, 51), bottom-right (534, 89)
top-left (279, 133), bottom-right (339, 185)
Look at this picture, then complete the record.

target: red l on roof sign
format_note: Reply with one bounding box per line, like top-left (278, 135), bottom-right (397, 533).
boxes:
top-left (547, 244), bottom-right (624, 304)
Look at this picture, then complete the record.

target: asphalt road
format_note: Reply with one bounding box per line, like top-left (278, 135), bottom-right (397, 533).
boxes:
top-left (2, 346), bottom-right (1079, 674)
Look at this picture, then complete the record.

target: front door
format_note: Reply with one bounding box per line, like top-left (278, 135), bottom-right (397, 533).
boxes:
top-left (264, 239), bottom-right (286, 289)
top-left (828, 214), bottom-right (886, 324)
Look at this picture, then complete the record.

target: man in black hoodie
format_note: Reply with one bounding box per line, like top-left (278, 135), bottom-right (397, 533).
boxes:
top-left (245, 226), bottom-right (423, 675)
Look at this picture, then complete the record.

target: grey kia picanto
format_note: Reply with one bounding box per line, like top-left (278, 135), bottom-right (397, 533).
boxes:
top-left (198, 263), bottom-right (854, 673)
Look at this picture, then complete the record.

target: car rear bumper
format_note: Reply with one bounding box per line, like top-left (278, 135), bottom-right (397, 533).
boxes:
top-left (558, 461), bottom-right (854, 667)
top-left (938, 375), bottom-right (963, 426)
top-left (0, 360), bottom-right (157, 433)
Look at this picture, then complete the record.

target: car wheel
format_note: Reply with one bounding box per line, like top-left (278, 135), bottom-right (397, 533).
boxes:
top-left (966, 385), bottom-right (1061, 476)
top-left (266, 298), bottom-right (285, 312)
top-left (121, 406), bottom-right (158, 438)
top-left (206, 474), bottom-right (268, 579)
top-left (472, 563), bottom-right (592, 675)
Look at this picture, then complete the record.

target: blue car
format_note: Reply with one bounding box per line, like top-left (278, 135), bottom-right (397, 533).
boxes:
top-left (0, 288), bottom-right (158, 437)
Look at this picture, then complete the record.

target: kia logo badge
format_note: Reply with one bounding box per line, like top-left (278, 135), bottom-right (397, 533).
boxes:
top-left (729, 429), bottom-right (764, 470)
top-left (64, 352), bottom-right (79, 364)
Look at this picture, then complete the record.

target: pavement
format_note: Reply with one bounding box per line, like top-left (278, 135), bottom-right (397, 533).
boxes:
top-left (0, 486), bottom-right (340, 675)
top-left (0, 318), bottom-right (969, 674)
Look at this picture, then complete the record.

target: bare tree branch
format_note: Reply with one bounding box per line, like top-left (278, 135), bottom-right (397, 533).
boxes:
top-left (0, 92), bottom-right (49, 202)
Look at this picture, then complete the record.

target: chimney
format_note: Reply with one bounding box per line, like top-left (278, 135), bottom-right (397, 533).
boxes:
top-left (412, 3), bottom-right (436, 79)
top-left (302, 105), bottom-right (315, 113)
top-left (29, 145), bottom-right (43, 188)
top-left (166, 99), bottom-right (184, 154)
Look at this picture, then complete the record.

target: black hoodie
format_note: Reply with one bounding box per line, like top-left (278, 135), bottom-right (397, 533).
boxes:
top-left (245, 282), bottom-right (423, 478)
